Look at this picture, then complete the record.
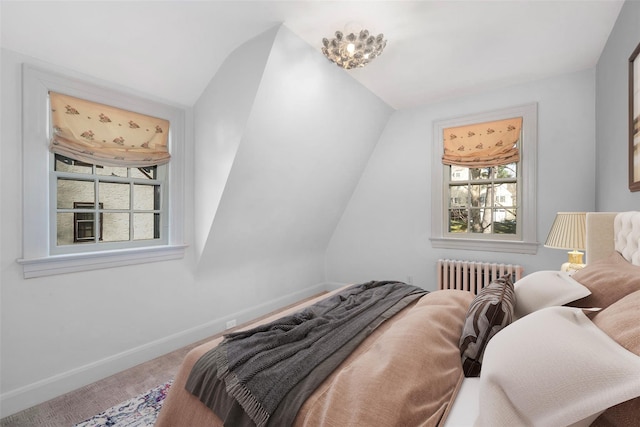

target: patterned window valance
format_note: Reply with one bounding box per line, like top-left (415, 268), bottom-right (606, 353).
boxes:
top-left (49, 92), bottom-right (170, 167)
top-left (442, 117), bottom-right (522, 167)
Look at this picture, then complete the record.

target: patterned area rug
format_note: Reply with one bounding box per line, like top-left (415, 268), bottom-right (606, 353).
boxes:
top-left (75, 381), bottom-right (172, 427)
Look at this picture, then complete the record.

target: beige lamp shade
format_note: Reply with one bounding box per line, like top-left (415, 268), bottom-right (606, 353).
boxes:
top-left (544, 212), bottom-right (587, 271)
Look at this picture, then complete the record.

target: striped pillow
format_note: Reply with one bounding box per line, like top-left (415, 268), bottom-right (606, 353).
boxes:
top-left (460, 275), bottom-right (516, 377)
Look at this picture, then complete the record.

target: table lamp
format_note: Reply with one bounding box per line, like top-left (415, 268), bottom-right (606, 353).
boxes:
top-left (544, 212), bottom-right (587, 273)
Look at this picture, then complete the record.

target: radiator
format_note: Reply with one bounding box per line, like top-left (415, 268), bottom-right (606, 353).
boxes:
top-left (437, 259), bottom-right (524, 295)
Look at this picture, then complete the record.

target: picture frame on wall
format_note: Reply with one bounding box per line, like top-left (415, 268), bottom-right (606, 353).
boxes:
top-left (630, 41), bottom-right (640, 192)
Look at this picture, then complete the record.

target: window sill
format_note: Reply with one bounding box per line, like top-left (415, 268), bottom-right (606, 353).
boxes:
top-left (17, 245), bottom-right (188, 279)
top-left (430, 237), bottom-right (539, 254)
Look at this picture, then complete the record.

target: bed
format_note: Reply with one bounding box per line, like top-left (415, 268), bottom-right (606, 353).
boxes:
top-left (155, 211), bottom-right (640, 427)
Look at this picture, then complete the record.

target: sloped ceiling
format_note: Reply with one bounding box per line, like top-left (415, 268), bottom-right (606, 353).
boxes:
top-left (0, 1), bottom-right (624, 110)
top-left (195, 25), bottom-right (394, 275)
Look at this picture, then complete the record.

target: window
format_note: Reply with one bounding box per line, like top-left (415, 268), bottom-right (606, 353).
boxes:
top-left (430, 103), bottom-right (538, 254)
top-left (19, 65), bottom-right (186, 278)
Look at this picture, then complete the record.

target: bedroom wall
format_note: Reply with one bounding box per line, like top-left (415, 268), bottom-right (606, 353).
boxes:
top-left (595, 0), bottom-right (640, 211)
top-left (325, 69), bottom-right (597, 290)
top-left (0, 25), bottom-right (392, 416)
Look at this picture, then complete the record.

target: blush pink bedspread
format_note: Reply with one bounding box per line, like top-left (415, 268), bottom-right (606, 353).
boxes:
top-left (155, 288), bottom-right (473, 427)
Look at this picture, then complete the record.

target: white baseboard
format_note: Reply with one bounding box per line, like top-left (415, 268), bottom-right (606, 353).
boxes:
top-left (0, 282), bottom-right (334, 418)
top-left (324, 281), bottom-right (349, 291)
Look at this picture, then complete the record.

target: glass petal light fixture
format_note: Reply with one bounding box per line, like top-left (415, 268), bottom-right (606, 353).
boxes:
top-left (321, 29), bottom-right (387, 70)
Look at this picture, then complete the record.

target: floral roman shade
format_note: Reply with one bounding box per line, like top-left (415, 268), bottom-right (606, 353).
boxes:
top-left (49, 92), bottom-right (170, 167)
top-left (442, 117), bottom-right (522, 167)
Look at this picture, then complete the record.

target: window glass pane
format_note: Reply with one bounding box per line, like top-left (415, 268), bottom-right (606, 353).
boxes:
top-left (57, 179), bottom-right (94, 209)
top-left (97, 165), bottom-right (127, 178)
top-left (448, 209), bottom-right (468, 233)
top-left (154, 185), bottom-right (161, 210)
top-left (450, 166), bottom-right (468, 182)
top-left (449, 185), bottom-right (469, 207)
top-left (102, 213), bottom-right (129, 242)
top-left (99, 182), bottom-right (130, 209)
top-left (133, 184), bottom-right (157, 210)
top-left (134, 213), bottom-right (159, 240)
top-left (494, 209), bottom-right (517, 234)
top-left (469, 209), bottom-right (492, 233)
top-left (470, 185), bottom-right (489, 207)
top-left (469, 167), bottom-right (491, 180)
top-left (56, 212), bottom-right (75, 246)
top-left (131, 166), bottom-right (157, 180)
top-left (494, 183), bottom-right (516, 207)
top-left (55, 154), bottom-right (92, 174)
top-left (495, 163), bottom-right (517, 179)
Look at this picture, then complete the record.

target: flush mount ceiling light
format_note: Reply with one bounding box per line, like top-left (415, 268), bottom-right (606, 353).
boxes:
top-left (321, 29), bottom-right (387, 70)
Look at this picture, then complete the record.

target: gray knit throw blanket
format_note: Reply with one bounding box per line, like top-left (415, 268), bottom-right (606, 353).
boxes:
top-left (186, 280), bottom-right (427, 427)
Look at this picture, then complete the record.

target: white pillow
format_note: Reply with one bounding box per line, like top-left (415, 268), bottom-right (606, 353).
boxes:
top-left (513, 270), bottom-right (591, 318)
top-left (477, 306), bottom-right (640, 426)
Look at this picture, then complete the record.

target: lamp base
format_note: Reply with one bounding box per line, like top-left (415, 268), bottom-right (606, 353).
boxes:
top-left (561, 250), bottom-right (585, 274)
top-left (561, 262), bottom-right (586, 274)
top-left (567, 250), bottom-right (584, 264)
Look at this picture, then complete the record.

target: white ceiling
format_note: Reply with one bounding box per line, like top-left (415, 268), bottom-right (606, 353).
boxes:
top-left (1, 1), bottom-right (624, 110)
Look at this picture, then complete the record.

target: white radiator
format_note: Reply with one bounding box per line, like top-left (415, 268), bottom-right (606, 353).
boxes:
top-left (437, 259), bottom-right (524, 295)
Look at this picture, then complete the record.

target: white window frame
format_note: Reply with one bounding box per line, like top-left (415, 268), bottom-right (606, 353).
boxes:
top-left (430, 103), bottom-right (538, 254)
top-left (18, 65), bottom-right (187, 278)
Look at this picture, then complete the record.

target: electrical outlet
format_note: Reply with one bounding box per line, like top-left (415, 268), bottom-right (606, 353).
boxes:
top-left (226, 319), bottom-right (237, 329)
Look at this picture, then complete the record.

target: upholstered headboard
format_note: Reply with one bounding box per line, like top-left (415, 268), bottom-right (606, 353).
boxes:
top-left (586, 211), bottom-right (640, 266)
top-left (614, 211), bottom-right (640, 266)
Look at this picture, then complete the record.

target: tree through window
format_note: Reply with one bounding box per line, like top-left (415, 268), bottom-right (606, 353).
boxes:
top-left (448, 164), bottom-right (518, 236)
